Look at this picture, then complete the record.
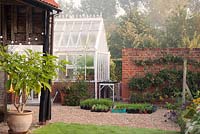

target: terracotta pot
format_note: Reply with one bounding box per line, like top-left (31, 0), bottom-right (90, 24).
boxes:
top-left (7, 110), bottom-right (33, 133)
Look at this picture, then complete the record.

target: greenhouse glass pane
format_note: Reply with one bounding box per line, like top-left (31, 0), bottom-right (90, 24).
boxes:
top-left (61, 32), bottom-right (69, 46)
top-left (91, 21), bottom-right (100, 30)
top-left (76, 55), bottom-right (84, 67)
top-left (76, 55), bottom-right (94, 67)
top-left (71, 32), bottom-right (79, 46)
top-left (80, 33), bottom-right (87, 47)
top-left (86, 69), bottom-right (94, 80)
top-left (66, 69), bottom-right (74, 79)
top-left (87, 31), bottom-right (97, 47)
top-left (67, 55), bottom-right (75, 65)
top-left (55, 21), bottom-right (65, 31)
top-left (82, 21), bottom-right (91, 31)
top-left (86, 55), bottom-right (94, 67)
top-left (66, 22), bottom-right (74, 31)
top-left (54, 32), bottom-right (61, 45)
top-left (73, 22), bottom-right (82, 31)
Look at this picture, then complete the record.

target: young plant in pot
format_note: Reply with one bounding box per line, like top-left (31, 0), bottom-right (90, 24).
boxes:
top-left (0, 47), bottom-right (65, 133)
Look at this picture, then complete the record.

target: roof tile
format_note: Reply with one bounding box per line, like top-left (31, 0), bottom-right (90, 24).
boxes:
top-left (39, 0), bottom-right (59, 8)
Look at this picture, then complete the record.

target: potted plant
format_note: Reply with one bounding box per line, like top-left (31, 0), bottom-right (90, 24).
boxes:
top-left (0, 46), bottom-right (65, 133)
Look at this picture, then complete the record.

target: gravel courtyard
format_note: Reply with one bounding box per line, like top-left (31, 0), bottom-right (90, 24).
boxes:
top-left (0, 105), bottom-right (180, 133)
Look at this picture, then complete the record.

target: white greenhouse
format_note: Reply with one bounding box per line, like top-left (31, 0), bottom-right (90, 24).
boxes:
top-left (53, 15), bottom-right (110, 99)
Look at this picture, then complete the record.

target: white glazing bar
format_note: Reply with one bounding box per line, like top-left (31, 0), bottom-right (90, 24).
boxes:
top-left (108, 52), bottom-right (110, 80)
top-left (100, 57), bottom-right (103, 81)
top-left (85, 21), bottom-right (93, 47)
top-left (94, 19), bottom-right (103, 50)
top-left (58, 22), bottom-right (66, 46)
top-left (94, 51), bottom-right (98, 99)
top-left (102, 55), bottom-right (104, 80)
top-left (76, 21), bottom-right (84, 48)
top-left (113, 85), bottom-right (114, 102)
top-left (67, 21), bottom-right (75, 47)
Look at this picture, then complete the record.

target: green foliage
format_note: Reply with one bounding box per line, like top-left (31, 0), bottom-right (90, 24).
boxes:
top-left (165, 102), bottom-right (177, 110)
top-left (134, 55), bottom-right (183, 66)
top-left (113, 60), bottom-right (122, 81)
top-left (63, 81), bottom-right (89, 106)
top-left (110, 60), bottom-right (117, 81)
top-left (134, 54), bottom-right (200, 67)
top-left (129, 69), bottom-right (200, 98)
top-left (114, 103), bottom-right (153, 111)
top-left (130, 92), bottom-right (153, 103)
top-left (80, 99), bottom-right (113, 110)
top-left (108, 11), bottom-right (158, 59)
top-left (185, 110), bottom-right (200, 134)
top-left (113, 103), bottom-right (155, 114)
top-left (129, 77), bottom-right (151, 92)
top-left (183, 108), bottom-right (196, 119)
top-left (0, 47), bottom-right (65, 113)
top-left (91, 104), bottom-right (109, 112)
top-left (177, 113), bottom-right (187, 134)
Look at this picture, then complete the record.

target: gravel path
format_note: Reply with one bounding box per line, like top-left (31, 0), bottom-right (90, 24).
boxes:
top-left (0, 105), bottom-right (180, 133)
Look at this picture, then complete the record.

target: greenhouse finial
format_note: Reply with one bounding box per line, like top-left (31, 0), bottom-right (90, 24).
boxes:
top-left (100, 12), bottom-right (102, 17)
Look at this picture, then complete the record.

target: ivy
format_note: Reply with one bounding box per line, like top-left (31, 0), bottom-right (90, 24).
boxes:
top-left (133, 54), bottom-right (200, 67)
top-left (128, 69), bottom-right (200, 97)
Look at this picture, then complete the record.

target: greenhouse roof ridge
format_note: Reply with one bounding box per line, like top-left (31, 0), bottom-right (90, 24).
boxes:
top-left (55, 17), bottom-right (103, 22)
top-left (57, 13), bottom-right (102, 19)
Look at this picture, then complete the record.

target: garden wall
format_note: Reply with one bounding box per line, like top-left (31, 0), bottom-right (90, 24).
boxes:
top-left (122, 48), bottom-right (200, 101)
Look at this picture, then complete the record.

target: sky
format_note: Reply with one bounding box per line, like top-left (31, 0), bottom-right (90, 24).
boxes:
top-left (56, 0), bottom-right (81, 7)
top-left (56, 0), bottom-right (125, 17)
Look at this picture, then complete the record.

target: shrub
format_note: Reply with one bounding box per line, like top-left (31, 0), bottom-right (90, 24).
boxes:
top-left (185, 106), bottom-right (200, 134)
top-left (130, 92), bottom-right (153, 103)
top-left (63, 81), bottom-right (89, 106)
top-left (80, 99), bottom-right (113, 110)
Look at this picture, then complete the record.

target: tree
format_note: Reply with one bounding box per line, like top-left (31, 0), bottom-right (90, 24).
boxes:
top-left (57, 0), bottom-right (81, 16)
top-left (160, 5), bottom-right (200, 48)
top-left (80, 0), bottom-right (117, 20)
top-left (118, 0), bottom-right (149, 15)
top-left (108, 11), bottom-right (158, 58)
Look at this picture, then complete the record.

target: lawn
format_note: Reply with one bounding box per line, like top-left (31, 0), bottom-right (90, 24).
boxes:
top-left (32, 122), bottom-right (180, 134)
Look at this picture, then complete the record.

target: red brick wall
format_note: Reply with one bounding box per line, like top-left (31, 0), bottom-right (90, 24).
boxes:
top-left (122, 48), bottom-right (200, 101)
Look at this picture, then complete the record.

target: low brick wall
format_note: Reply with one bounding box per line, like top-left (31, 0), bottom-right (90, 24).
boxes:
top-left (52, 81), bottom-right (121, 103)
top-left (122, 48), bottom-right (200, 101)
top-left (51, 81), bottom-right (95, 103)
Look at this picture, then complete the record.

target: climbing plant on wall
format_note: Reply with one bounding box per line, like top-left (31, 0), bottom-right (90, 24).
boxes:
top-left (129, 70), bottom-right (200, 99)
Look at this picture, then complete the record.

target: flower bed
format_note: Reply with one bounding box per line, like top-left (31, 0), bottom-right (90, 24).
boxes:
top-left (80, 99), bottom-right (113, 110)
top-left (91, 104), bottom-right (109, 112)
top-left (112, 103), bottom-right (156, 114)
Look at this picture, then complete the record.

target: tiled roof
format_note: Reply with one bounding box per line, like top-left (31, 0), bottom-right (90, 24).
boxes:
top-left (39, 0), bottom-right (59, 8)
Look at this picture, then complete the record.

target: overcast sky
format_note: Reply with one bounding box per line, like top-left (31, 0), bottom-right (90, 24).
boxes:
top-left (56, 0), bottom-right (125, 17)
